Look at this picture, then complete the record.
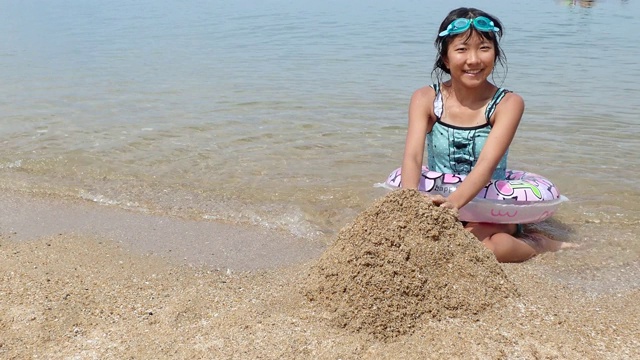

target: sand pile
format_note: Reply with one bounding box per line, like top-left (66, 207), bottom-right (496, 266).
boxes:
top-left (305, 189), bottom-right (517, 339)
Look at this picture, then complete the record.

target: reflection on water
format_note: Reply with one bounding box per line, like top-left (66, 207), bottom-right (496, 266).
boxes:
top-left (564, 0), bottom-right (597, 7)
top-left (560, 0), bottom-right (630, 7)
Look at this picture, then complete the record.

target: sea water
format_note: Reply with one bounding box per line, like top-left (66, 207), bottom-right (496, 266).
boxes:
top-left (1, 0), bottom-right (638, 252)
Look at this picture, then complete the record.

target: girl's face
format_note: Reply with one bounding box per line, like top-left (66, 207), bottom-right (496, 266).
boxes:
top-left (443, 31), bottom-right (496, 87)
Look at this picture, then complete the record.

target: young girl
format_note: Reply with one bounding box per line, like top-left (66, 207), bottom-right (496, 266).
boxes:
top-left (401, 7), bottom-right (574, 262)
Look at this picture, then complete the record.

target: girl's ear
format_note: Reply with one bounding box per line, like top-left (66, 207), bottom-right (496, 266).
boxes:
top-left (442, 56), bottom-right (449, 70)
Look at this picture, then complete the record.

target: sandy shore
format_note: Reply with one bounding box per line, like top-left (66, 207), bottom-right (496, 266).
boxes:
top-left (1, 192), bottom-right (639, 359)
top-left (0, 192), bottom-right (325, 271)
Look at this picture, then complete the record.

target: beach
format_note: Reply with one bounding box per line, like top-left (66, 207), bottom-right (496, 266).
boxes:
top-left (2, 190), bottom-right (639, 359)
top-left (2, 0), bottom-right (640, 358)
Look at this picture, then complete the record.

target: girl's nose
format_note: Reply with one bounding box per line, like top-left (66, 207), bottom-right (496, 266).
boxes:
top-left (467, 51), bottom-right (480, 64)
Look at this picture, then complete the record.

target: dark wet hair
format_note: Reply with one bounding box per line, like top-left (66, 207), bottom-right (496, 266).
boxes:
top-left (432, 7), bottom-right (507, 84)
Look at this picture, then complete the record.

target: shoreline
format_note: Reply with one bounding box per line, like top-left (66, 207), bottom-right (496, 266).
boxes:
top-left (0, 191), bottom-right (325, 271)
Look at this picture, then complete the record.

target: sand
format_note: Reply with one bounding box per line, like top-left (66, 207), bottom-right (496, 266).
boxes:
top-left (1, 190), bottom-right (639, 359)
top-left (305, 190), bottom-right (517, 339)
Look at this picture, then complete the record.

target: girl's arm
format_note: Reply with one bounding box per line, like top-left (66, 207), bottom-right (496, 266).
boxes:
top-left (445, 92), bottom-right (525, 210)
top-left (401, 87), bottom-right (436, 189)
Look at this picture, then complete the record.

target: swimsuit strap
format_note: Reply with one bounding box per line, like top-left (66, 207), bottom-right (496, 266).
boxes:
top-left (431, 83), bottom-right (443, 119)
top-left (431, 84), bottom-right (511, 123)
top-left (484, 88), bottom-right (511, 122)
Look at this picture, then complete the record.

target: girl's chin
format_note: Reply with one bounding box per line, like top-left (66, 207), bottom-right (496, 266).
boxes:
top-left (458, 78), bottom-right (487, 87)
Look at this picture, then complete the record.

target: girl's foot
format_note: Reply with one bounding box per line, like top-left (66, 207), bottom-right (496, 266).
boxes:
top-left (520, 232), bottom-right (581, 253)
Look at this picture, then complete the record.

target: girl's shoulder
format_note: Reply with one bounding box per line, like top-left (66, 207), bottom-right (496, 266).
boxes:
top-left (414, 83), bottom-right (438, 96)
top-left (409, 85), bottom-right (439, 126)
top-left (488, 87), bottom-right (523, 109)
top-left (491, 90), bottom-right (525, 125)
top-left (410, 85), bottom-right (438, 108)
top-left (496, 90), bottom-right (525, 110)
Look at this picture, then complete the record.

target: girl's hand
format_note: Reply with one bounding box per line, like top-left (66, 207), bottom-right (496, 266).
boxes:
top-left (425, 194), bottom-right (459, 217)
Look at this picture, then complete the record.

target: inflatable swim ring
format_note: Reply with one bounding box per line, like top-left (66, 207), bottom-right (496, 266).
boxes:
top-left (380, 166), bottom-right (567, 224)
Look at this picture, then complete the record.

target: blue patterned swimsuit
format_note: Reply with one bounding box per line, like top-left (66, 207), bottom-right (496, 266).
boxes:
top-left (427, 83), bottom-right (511, 180)
top-left (427, 83), bottom-right (522, 233)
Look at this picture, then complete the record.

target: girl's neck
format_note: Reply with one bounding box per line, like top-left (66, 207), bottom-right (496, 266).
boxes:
top-left (443, 80), bottom-right (496, 105)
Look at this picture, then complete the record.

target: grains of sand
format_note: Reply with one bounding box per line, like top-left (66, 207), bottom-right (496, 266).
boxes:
top-left (305, 189), bottom-right (517, 339)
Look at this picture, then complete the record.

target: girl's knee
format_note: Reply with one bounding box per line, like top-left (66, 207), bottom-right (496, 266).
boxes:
top-left (466, 222), bottom-right (518, 242)
top-left (483, 233), bottom-right (537, 263)
top-left (481, 238), bottom-right (496, 252)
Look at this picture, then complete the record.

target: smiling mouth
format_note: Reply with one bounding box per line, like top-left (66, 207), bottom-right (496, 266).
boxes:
top-left (464, 69), bottom-right (482, 74)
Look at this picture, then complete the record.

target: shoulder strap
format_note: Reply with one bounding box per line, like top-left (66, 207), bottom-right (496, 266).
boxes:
top-left (430, 83), bottom-right (443, 118)
top-left (484, 88), bottom-right (511, 122)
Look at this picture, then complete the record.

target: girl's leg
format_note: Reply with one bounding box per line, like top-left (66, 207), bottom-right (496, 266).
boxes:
top-left (464, 223), bottom-right (536, 263)
top-left (519, 232), bottom-right (580, 252)
top-left (464, 222), bottom-right (578, 263)
top-left (482, 232), bottom-right (537, 263)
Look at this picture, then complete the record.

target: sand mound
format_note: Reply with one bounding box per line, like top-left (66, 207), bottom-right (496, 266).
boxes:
top-left (305, 189), bottom-right (517, 339)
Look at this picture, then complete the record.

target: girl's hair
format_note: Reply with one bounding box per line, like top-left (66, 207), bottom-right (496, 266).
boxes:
top-left (431, 7), bottom-right (508, 84)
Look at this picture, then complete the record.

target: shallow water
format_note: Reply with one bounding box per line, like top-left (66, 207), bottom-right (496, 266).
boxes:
top-left (1, 0), bottom-right (639, 286)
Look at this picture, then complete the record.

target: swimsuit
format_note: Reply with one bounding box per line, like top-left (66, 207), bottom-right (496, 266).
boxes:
top-left (427, 83), bottom-right (511, 180)
top-left (427, 83), bottom-right (521, 234)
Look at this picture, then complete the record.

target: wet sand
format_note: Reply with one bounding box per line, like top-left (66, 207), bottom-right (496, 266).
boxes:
top-left (0, 192), bottom-right (325, 271)
top-left (1, 191), bottom-right (639, 359)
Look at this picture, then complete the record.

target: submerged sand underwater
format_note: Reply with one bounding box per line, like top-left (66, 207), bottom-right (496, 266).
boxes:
top-left (1, 190), bottom-right (639, 359)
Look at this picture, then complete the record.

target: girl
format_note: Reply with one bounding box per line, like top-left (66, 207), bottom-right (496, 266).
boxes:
top-left (401, 7), bottom-right (574, 262)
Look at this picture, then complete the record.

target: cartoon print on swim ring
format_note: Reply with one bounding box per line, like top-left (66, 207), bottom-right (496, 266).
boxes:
top-left (381, 166), bottom-right (568, 224)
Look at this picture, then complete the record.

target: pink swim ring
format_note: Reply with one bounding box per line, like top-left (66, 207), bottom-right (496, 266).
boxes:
top-left (380, 166), bottom-right (568, 224)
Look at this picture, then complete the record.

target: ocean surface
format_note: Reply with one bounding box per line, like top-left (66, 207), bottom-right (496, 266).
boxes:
top-left (1, 0), bottom-right (638, 278)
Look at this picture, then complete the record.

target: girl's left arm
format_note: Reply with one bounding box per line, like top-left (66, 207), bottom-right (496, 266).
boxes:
top-left (444, 92), bottom-right (525, 210)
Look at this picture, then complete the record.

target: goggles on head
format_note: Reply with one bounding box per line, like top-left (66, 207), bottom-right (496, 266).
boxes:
top-left (438, 16), bottom-right (500, 37)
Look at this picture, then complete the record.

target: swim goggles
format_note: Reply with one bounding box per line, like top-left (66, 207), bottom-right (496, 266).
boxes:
top-left (438, 16), bottom-right (500, 37)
